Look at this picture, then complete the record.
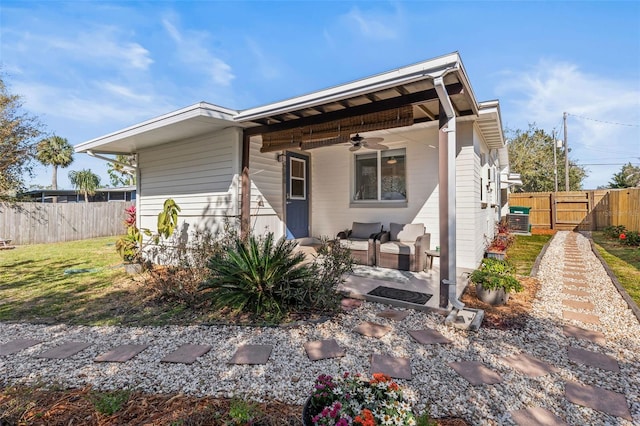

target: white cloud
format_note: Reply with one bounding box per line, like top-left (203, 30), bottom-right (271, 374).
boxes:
top-left (245, 37), bottom-right (280, 80)
top-left (161, 17), bottom-right (234, 86)
top-left (497, 60), bottom-right (640, 188)
top-left (341, 6), bottom-right (399, 41)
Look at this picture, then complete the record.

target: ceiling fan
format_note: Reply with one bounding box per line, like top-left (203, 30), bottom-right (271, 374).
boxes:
top-left (348, 134), bottom-right (388, 151)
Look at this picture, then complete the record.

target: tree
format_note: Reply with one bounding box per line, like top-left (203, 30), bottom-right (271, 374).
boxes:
top-left (0, 76), bottom-right (43, 195)
top-left (68, 169), bottom-right (100, 202)
top-left (507, 125), bottom-right (588, 192)
top-left (608, 163), bottom-right (640, 188)
top-left (36, 135), bottom-right (74, 190)
top-left (107, 154), bottom-right (136, 187)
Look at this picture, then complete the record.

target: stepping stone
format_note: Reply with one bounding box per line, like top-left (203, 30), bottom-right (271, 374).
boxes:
top-left (510, 407), bottom-right (568, 426)
top-left (341, 298), bottom-right (363, 311)
top-left (36, 342), bottom-right (91, 359)
top-left (562, 299), bottom-right (595, 311)
top-left (565, 381), bottom-right (632, 421)
top-left (448, 361), bottom-right (503, 385)
top-left (564, 280), bottom-right (589, 288)
top-left (562, 288), bottom-right (591, 297)
top-left (563, 325), bottom-right (606, 345)
top-left (94, 344), bottom-right (148, 362)
top-left (376, 309), bottom-right (409, 321)
top-left (370, 354), bottom-right (412, 380)
top-left (500, 352), bottom-right (559, 377)
top-left (161, 344), bottom-right (212, 364)
top-left (354, 322), bottom-right (392, 338)
top-left (563, 310), bottom-right (600, 324)
top-left (0, 339), bottom-right (42, 356)
top-left (304, 339), bottom-right (345, 361)
top-left (408, 329), bottom-right (451, 345)
top-left (567, 346), bottom-right (620, 372)
top-left (229, 344), bottom-right (272, 365)
top-left (563, 274), bottom-right (587, 282)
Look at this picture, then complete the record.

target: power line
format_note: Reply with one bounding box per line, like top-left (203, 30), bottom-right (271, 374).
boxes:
top-left (566, 113), bottom-right (640, 128)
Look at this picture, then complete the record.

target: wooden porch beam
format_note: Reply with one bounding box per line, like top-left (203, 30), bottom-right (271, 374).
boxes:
top-left (245, 83), bottom-right (463, 136)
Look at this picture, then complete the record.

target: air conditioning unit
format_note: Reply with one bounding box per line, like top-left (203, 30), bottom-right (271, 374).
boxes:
top-left (507, 213), bottom-right (530, 234)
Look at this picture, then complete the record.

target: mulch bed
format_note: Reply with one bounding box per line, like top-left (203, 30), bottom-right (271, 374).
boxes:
top-left (0, 385), bottom-right (469, 425)
top-left (461, 276), bottom-right (540, 330)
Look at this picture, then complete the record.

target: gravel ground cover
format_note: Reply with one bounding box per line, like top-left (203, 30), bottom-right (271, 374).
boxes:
top-left (1, 231), bottom-right (638, 425)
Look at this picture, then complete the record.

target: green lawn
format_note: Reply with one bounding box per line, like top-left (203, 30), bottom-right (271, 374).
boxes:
top-left (0, 236), bottom-right (135, 325)
top-left (507, 234), bottom-right (553, 276)
top-left (591, 232), bottom-right (640, 307)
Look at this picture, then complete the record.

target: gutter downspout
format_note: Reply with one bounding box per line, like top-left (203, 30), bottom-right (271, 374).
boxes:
top-left (433, 75), bottom-right (465, 312)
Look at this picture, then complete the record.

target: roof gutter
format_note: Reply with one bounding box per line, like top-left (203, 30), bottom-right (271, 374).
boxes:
top-left (432, 70), bottom-right (465, 312)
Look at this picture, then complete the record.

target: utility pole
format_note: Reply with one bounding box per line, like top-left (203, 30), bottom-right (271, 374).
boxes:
top-left (552, 130), bottom-right (558, 192)
top-left (563, 112), bottom-right (569, 191)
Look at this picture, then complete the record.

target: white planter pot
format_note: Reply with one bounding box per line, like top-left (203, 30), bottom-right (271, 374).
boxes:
top-left (475, 283), bottom-right (509, 306)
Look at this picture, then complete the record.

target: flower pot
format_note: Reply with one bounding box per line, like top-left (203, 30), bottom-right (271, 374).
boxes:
top-left (485, 250), bottom-right (506, 261)
top-left (475, 283), bottom-right (509, 306)
top-left (302, 396), bottom-right (314, 426)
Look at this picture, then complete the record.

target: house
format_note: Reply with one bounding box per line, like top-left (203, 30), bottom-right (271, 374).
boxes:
top-left (21, 186), bottom-right (136, 203)
top-left (75, 52), bottom-right (509, 309)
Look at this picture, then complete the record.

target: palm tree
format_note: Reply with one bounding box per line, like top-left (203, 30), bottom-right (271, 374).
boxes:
top-left (36, 135), bottom-right (74, 190)
top-left (68, 169), bottom-right (100, 202)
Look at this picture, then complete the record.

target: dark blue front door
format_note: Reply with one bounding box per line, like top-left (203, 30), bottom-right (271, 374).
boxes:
top-left (285, 152), bottom-right (309, 239)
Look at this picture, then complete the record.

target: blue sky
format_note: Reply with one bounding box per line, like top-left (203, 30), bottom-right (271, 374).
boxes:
top-left (2, 0), bottom-right (639, 190)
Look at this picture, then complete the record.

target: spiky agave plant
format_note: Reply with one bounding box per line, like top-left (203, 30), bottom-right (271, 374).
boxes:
top-left (202, 233), bottom-right (314, 319)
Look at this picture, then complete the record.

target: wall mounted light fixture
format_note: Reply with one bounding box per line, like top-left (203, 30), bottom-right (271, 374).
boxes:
top-left (276, 153), bottom-right (286, 163)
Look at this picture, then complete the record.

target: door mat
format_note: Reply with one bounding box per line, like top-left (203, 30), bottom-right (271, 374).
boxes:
top-left (367, 286), bottom-right (432, 305)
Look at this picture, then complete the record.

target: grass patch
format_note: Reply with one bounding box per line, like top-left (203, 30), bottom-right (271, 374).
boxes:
top-left (507, 234), bottom-right (553, 276)
top-left (91, 389), bottom-right (131, 416)
top-left (0, 237), bottom-right (214, 326)
top-left (591, 231), bottom-right (640, 306)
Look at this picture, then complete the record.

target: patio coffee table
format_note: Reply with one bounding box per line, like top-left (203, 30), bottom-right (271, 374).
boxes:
top-left (425, 249), bottom-right (440, 270)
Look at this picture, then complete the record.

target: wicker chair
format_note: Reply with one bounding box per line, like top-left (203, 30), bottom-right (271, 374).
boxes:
top-left (337, 222), bottom-right (383, 266)
top-left (375, 223), bottom-right (430, 271)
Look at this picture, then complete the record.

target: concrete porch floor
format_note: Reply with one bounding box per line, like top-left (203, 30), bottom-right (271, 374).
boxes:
top-left (337, 259), bottom-right (472, 313)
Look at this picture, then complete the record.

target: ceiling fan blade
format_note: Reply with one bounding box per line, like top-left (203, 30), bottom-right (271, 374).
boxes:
top-left (362, 137), bottom-right (384, 144)
top-left (366, 143), bottom-right (389, 150)
top-left (349, 145), bottom-right (362, 152)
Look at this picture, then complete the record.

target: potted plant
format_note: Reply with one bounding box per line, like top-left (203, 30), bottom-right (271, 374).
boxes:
top-left (469, 258), bottom-right (522, 305)
top-left (303, 372), bottom-right (421, 426)
top-left (484, 221), bottom-right (514, 261)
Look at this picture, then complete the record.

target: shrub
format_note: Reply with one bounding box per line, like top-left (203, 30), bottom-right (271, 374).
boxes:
top-left (200, 233), bottom-right (350, 321)
top-left (620, 230), bottom-right (640, 247)
top-left (91, 390), bottom-right (131, 416)
top-left (603, 225), bottom-right (627, 239)
top-left (469, 258), bottom-right (523, 293)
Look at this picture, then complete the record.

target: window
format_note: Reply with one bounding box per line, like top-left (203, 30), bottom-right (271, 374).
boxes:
top-left (353, 148), bottom-right (406, 202)
top-left (289, 157), bottom-right (306, 199)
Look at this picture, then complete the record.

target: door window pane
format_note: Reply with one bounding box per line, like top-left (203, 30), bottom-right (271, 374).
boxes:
top-left (290, 158), bottom-right (306, 199)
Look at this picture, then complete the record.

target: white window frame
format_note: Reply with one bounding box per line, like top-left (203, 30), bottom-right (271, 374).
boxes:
top-left (289, 157), bottom-right (306, 200)
top-left (352, 148), bottom-right (407, 205)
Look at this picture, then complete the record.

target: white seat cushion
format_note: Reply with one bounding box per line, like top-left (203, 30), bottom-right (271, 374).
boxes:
top-left (390, 222), bottom-right (425, 242)
top-left (339, 239), bottom-right (369, 251)
top-left (379, 241), bottom-right (415, 255)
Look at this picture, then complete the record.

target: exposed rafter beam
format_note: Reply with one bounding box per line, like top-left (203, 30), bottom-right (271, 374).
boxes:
top-left (418, 104), bottom-right (436, 120)
top-left (245, 82), bottom-right (463, 136)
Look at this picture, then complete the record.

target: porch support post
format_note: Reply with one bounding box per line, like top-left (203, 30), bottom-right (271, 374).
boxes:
top-left (435, 76), bottom-right (463, 310)
top-left (240, 131), bottom-right (251, 239)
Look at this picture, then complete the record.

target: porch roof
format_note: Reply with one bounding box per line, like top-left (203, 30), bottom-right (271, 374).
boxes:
top-left (75, 52), bottom-right (505, 155)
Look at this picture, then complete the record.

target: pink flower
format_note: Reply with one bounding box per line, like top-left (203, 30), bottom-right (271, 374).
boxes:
top-left (620, 233), bottom-right (627, 240)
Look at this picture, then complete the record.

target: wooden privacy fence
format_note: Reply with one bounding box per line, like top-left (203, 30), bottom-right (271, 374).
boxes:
top-left (509, 188), bottom-right (640, 232)
top-left (0, 201), bottom-right (133, 245)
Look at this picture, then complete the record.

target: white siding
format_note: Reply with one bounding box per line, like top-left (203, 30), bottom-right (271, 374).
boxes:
top-left (138, 127), bottom-right (241, 237)
top-left (455, 121), bottom-right (478, 269)
top-left (249, 138), bottom-right (285, 239)
top-left (311, 128), bottom-right (440, 249)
